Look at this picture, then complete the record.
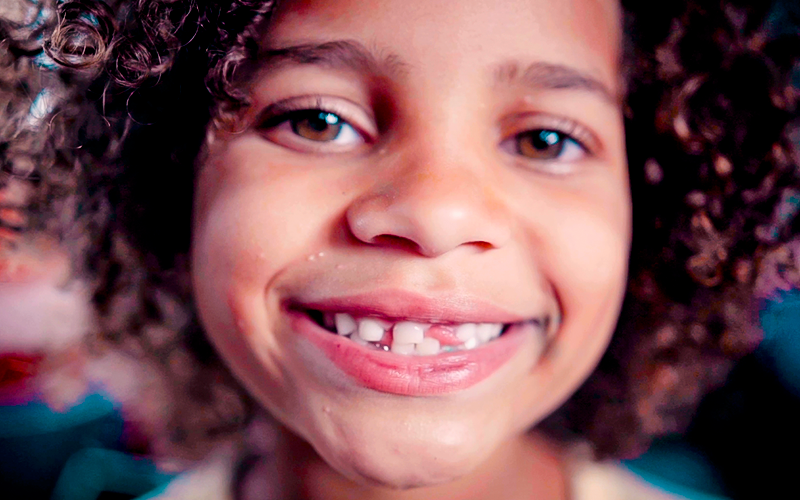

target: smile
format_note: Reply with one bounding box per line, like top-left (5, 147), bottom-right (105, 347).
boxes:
top-left (286, 292), bottom-right (551, 396)
top-left (308, 310), bottom-right (544, 355)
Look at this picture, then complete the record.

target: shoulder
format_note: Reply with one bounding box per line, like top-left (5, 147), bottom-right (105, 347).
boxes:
top-left (569, 459), bottom-right (707, 500)
top-left (570, 460), bottom-right (675, 500)
top-left (137, 447), bottom-right (238, 500)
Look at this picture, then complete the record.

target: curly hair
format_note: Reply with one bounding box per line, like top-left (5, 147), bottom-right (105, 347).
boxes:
top-left (1, 0), bottom-right (798, 460)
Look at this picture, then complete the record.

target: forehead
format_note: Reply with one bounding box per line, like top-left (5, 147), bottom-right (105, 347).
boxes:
top-left (265, 0), bottom-right (622, 93)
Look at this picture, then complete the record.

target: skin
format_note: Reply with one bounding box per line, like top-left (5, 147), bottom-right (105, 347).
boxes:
top-left (191, 0), bottom-right (629, 497)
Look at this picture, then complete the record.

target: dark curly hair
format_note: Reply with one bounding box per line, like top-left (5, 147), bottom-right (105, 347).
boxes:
top-left (1, 0), bottom-right (798, 461)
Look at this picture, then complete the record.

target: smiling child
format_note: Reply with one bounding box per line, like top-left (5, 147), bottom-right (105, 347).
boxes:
top-left (1, 0), bottom-right (799, 498)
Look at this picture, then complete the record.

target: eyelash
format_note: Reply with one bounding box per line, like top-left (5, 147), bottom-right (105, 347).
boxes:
top-left (258, 98), bottom-right (344, 129)
top-left (255, 96), bottom-right (373, 152)
top-left (509, 129), bottom-right (585, 157)
top-left (255, 99), bottom-right (594, 167)
top-left (495, 114), bottom-right (595, 174)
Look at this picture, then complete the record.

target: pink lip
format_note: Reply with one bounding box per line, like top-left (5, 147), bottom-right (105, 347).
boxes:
top-left (286, 291), bottom-right (532, 396)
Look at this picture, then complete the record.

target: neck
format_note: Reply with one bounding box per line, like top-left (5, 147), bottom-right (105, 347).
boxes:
top-left (276, 428), bottom-right (568, 500)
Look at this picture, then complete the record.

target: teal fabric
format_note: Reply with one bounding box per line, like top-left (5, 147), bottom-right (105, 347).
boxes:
top-left (0, 393), bottom-right (124, 499)
top-left (758, 289), bottom-right (800, 397)
top-left (624, 440), bottom-right (729, 500)
top-left (0, 392), bottom-right (174, 500)
top-left (133, 480), bottom-right (173, 500)
top-left (0, 393), bottom-right (115, 438)
top-left (50, 448), bottom-right (174, 500)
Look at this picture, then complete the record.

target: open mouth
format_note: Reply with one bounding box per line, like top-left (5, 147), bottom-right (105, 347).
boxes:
top-left (304, 309), bottom-right (548, 357)
top-left (288, 298), bottom-right (553, 395)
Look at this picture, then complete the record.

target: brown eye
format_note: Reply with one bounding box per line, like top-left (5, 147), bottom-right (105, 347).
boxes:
top-left (515, 130), bottom-right (573, 159)
top-left (290, 111), bottom-right (346, 142)
top-left (257, 105), bottom-right (367, 153)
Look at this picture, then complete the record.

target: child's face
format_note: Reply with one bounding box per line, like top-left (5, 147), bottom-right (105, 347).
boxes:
top-left (193, 0), bottom-right (628, 488)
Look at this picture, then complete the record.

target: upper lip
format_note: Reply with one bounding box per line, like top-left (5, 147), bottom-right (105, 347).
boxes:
top-left (289, 289), bottom-right (531, 324)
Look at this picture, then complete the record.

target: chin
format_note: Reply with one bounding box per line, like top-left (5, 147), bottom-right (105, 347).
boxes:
top-left (311, 422), bottom-right (487, 491)
top-left (344, 455), bottom-right (472, 490)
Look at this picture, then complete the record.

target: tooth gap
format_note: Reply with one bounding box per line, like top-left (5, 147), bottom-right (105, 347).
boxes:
top-left (334, 317), bottom-right (522, 354)
top-left (308, 310), bottom-right (334, 332)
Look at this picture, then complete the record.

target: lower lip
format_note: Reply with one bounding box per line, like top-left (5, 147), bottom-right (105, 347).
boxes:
top-left (288, 309), bottom-right (530, 396)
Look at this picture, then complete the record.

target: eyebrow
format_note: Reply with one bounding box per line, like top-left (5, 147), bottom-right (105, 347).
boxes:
top-left (259, 40), bottom-right (617, 103)
top-left (494, 61), bottom-right (618, 104)
top-left (259, 40), bottom-right (407, 77)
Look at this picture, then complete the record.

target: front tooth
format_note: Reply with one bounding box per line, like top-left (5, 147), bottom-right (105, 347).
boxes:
top-left (415, 337), bottom-right (440, 356)
top-left (334, 313), bottom-right (357, 336)
top-left (358, 318), bottom-right (386, 342)
top-left (455, 323), bottom-right (477, 342)
top-left (476, 323), bottom-right (503, 342)
top-left (392, 321), bottom-right (427, 344)
top-left (390, 342), bottom-right (415, 355)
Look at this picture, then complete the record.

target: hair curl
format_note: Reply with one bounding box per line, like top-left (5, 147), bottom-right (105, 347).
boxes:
top-left (1, 0), bottom-right (799, 461)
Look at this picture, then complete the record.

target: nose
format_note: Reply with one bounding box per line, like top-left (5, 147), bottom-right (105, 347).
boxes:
top-left (346, 149), bottom-right (512, 258)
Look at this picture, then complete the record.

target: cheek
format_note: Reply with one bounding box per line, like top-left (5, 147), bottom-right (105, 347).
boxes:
top-left (553, 196), bottom-right (630, 343)
top-left (545, 190), bottom-right (630, 361)
top-left (508, 189), bottom-right (630, 425)
top-left (191, 185), bottom-right (265, 359)
top-left (554, 206), bottom-right (630, 294)
top-left (516, 178), bottom-right (631, 304)
top-left (193, 155), bottom-right (330, 288)
top-left (191, 146), bottom-right (353, 344)
top-left (191, 156), bottom-right (337, 409)
top-left (520, 180), bottom-right (630, 342)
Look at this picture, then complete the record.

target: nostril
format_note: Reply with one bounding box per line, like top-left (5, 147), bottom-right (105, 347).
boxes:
top-left (369, 234), bottom-right (424, 255)
top-left (469, 241), bottom-right (494, 251)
